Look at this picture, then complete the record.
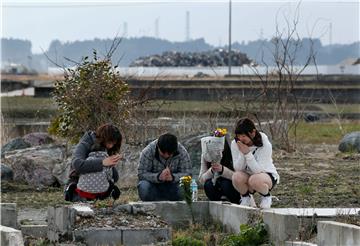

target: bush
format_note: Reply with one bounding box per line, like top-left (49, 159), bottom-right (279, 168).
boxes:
top-left (49, 51), bottom-right (132, 143)
top-left (172, 236), bottom-right (205, 246)
top-left (220, 222), bottom-right (269, 246)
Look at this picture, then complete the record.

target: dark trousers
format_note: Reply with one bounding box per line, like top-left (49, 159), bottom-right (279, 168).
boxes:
top-left (137, 180), bottom-right (182, 201)
top-left (204, 177), bottom-right (240, 204)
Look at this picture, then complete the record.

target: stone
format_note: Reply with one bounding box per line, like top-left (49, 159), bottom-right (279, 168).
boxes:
top-left (209, 202), bottom-right (259, 233)
top-left (304, 113), bottom-right (320, 122)
top-left (317, 221), bottom-right (360, 246)
top-left (122, 227), bottom-right (171, 246)
top-left (130, 49), bottom-right (252, 67)
top-left (23, 132), bottom-right (55, 146)
top-left (1, 203), bottom-right (17, 229)
top-left (21, 225), bottom-right (48, 238)
top-left (285, 241), bottom-right (317, 246)
top-left (0, 225), bottom-right (24, 246)
top-left (338, 131), bottom-right (360, 153)
top-left (1, 137), bottom-right (30, 157)
top-left (71, 204), bottom-right (94, 217)
top-left (3, 145), bottom-right (66, 187)
top-left (1, 164), bottom-right (14, 181)
top-left (47, 206), bottom-right (76, 242)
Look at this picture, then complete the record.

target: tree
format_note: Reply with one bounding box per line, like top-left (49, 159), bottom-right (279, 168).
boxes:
top-left (49, 50), bottom-right (133, 143)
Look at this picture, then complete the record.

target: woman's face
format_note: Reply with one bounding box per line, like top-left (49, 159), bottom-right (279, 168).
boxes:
top-left (105, 141), bottom-right (116, 150)
top-left (236, 130), bottom-right (256, 146)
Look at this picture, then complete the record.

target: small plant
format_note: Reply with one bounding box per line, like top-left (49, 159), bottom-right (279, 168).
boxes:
top-left (172, 236), bottom-right (205, 246)
top-left (179, 175), bottom-right (194, 222)
top-left (220, 222), bottom-right (269, 246)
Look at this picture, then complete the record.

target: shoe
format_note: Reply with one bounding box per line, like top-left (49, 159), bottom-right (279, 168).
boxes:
top-left (239, 196), bottom-right (251, 207)
top-left (260, 195), bottom-right (272, 209)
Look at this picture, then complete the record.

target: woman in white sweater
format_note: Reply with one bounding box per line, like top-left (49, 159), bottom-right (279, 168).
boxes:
top-left (231, 118), bottom-right (279, 208)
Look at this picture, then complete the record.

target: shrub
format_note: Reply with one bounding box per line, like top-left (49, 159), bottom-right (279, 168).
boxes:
top-left (172, 236), bottom-right (205, 246)
top-left (220, 222), bottom-right (269, 246)
top-left (49, 51), bottom-right (132, 143)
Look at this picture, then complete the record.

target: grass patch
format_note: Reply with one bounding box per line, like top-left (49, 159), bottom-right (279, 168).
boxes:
top-left (292, 121), bottom-right (360, 144)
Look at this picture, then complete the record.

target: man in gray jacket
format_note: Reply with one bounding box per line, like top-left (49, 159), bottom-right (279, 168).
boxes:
top-left (137, 133), bottom-right (192, 201)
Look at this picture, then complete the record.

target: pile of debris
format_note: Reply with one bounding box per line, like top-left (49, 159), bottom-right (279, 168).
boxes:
top-left (130, 49), bottom-right (252, 67)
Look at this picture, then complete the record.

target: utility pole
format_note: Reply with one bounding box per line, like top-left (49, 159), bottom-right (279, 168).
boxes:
top-left (228, 0), bottom-right (232, 76)
top-left (155, 18), bottom-right (159, 38)
top-left (186, 11), bottom-right (190, 41)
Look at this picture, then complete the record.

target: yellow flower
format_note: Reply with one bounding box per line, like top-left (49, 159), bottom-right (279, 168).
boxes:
top-left (214, 128), bottom-right (227, 137)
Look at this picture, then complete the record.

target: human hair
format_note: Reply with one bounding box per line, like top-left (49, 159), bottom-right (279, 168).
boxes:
top-left (95, 123), bottom-right (122, 155)
top-left (157, 133), bottom-right (178, 154)
top-left (234, 118), bottom-right (263, 147)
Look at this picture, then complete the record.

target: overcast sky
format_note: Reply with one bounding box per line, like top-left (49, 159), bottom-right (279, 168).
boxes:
top-left (2, 0), bottom-right (359, 53)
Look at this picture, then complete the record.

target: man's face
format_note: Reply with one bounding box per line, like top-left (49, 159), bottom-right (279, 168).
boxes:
top-left (158, 148), bottom-right (173, 160)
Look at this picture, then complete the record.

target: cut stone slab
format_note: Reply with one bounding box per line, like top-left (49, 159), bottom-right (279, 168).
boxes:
top-left (317, 221), bottom-right (360, 246)
top-left (263, 208), bottom-right (360, 244)
top-left (73, 227), bottom-right (171, 246)
top-left (0, 225), bottom-right (24, 246)
top-left (209, 202), bottom-right (259, 233)
top-left (1, 203), bottom-right (17, 229)
top-left (128, 201), bottom-right (210, 227)
top-left (21, 224), bottom-right (48, 238)
top-left (18, 208), bottom-right (47, 225)
top-left (265, 208), bottom-right (360, 217)
top-left (285, 241), bottom-right (317, 246)
top-left (70, 204), bottom-right (94, 217)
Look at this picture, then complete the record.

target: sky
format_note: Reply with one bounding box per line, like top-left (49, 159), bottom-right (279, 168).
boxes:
top-left (2, 0), bottom-right (359, 53)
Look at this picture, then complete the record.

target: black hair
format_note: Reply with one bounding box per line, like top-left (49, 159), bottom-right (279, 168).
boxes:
top-left (157, 133), bottom-right (178, 154)
top-left (234, 118), bottom-right (263, 147)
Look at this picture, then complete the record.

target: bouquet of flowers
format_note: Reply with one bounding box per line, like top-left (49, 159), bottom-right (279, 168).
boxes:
top-left (201, 128), bottom-right (227, 185)
top-left (179, 175), bottom-right (194, 221)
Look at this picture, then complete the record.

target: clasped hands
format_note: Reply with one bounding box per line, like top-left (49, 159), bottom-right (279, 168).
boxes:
top-left (159, 167), bottom-right (174, 182)
top-left (211, 163), bottom-right (223, 173)
top-left (102, 154), bottom-right (122, 167)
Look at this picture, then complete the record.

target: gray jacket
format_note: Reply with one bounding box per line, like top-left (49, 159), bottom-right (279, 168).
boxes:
top-left (138, 140), bottom-right (192, 183)
top-left (70, 131), bottom-right (119, 183)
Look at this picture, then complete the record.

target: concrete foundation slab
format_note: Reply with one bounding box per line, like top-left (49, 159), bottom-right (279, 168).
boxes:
top-left (21, 224), bottom-right (48, 238)
top-left (317, 221), bottom-right (360, 246)
top-left (285, 241), bottom-right (317, 246)
top-left (209, 202), bottom-right (259, 233)
top-left (266, 208), bottom-right (360, 217)
top-left (73, 227), bottom-right (171, 246)
top-left (1, 203), bottom-right (17, 229)
top-left (0, 225), bottom-right (24, 246)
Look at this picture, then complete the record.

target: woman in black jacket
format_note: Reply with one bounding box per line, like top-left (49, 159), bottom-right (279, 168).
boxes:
top-left (65, 123), bottom-right (122, 201)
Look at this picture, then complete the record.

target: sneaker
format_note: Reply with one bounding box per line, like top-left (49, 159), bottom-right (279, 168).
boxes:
top-left (260, 195), bottom-right (272, 209)
top-left (240, 196), bottom-right (252, 207)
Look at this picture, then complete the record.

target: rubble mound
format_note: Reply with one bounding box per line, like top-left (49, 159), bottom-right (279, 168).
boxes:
top-left (74, 206), bottom-right (168, 230)
top-left (130, 49), bottom-right (252, 67)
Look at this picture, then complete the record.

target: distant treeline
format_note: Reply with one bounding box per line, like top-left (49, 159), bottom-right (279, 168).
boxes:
top-left (1, 37), bottom-right (359, 72)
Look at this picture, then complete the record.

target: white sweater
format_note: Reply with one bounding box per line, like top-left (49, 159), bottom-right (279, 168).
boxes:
top-left (231, 132), bottom-right (279, 183)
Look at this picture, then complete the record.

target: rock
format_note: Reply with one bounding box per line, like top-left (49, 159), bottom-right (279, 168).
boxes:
top-left (338, 131), bottom-right (360, 153)
top-left (3, 144), bottom-right (68, 187)
top-left (304, 113), bottom-right (320, 122)
top-left (130, 48), bottom-right (252, 67)
top-left (181, 133), bottom-right (208, 176)
top-left (23, 132), bottom-right (55, 146)
top-left (0, 164), bottom-right (14, 181)
top-left (1, 138), bottom-right (30, 157)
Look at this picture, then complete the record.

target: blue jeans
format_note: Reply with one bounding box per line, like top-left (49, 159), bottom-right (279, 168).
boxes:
top-left (204, 177), bottom-right (240, 204)
top-left (137, 180), bottom-right (182, 201)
